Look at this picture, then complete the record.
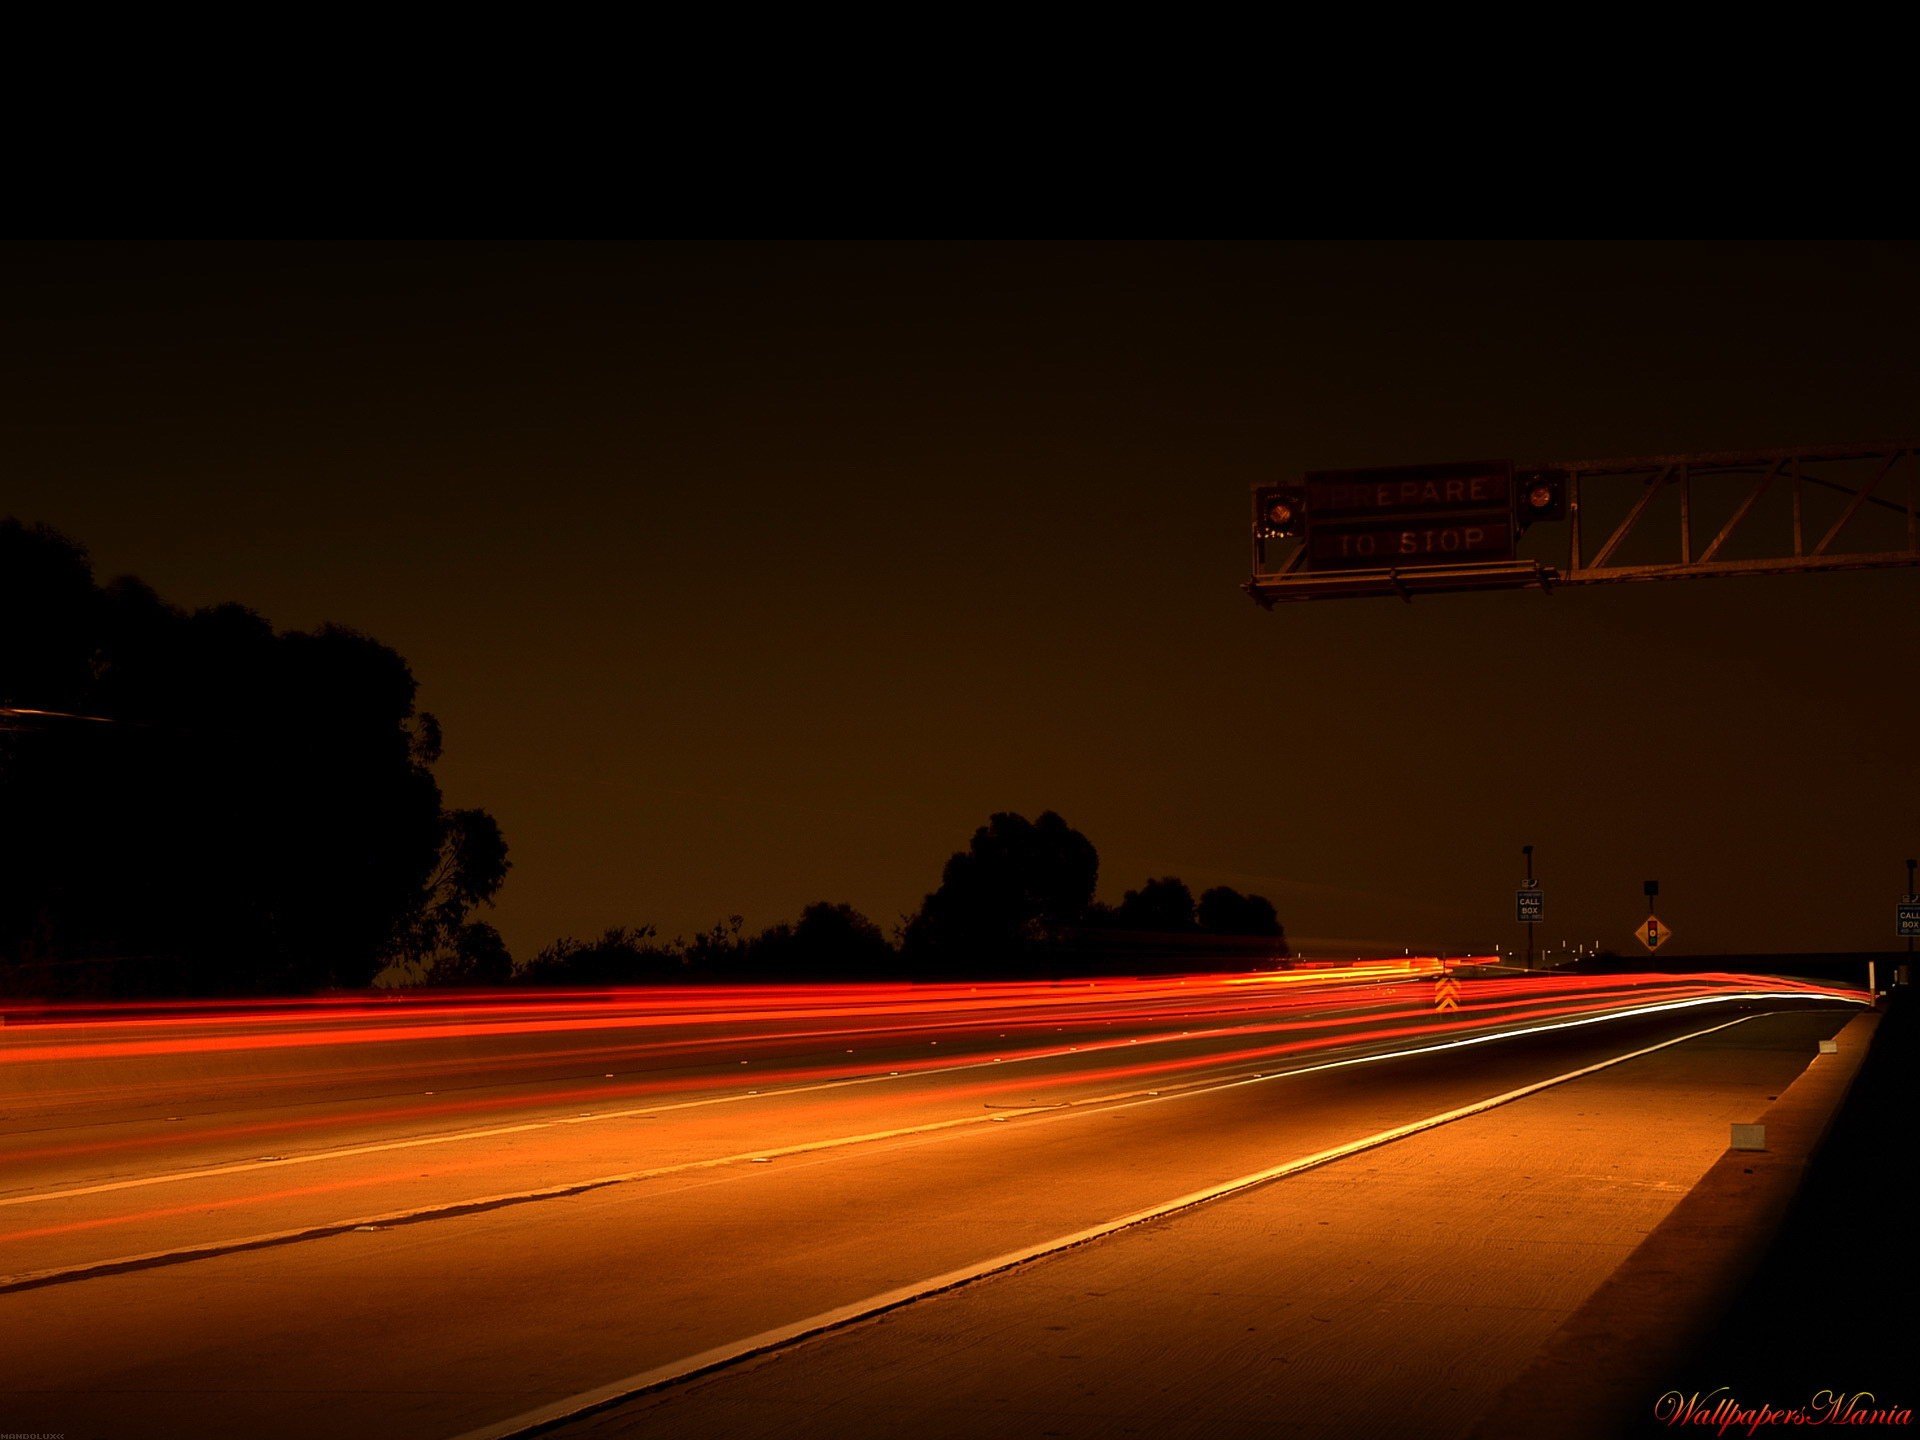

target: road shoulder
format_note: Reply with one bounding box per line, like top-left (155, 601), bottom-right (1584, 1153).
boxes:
top-left (1471, 1007), bottom-right (1881, 1440)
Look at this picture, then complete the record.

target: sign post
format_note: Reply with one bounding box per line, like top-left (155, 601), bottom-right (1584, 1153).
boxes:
top-left (1636, 879), bottom-right (1669, 953)
top-left (1896, 859), bottom-right (1919, 994)
top-left (1516, 844), bottom-right (1541, 968)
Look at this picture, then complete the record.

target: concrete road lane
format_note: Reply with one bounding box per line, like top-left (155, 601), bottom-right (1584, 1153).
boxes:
top-left (555, 1009), bottom-right (1856, 1440)
top-left (3, 979), bottom-right (1783, 1282)
top-left (0, 1004), bottom-right (1850, 1440)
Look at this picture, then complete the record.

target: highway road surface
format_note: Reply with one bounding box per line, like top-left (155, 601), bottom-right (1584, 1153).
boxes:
top-left (0, 965), bottom-right (1867, 1440)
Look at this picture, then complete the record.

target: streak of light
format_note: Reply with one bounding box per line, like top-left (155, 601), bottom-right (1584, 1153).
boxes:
top-left (0, 972), bottom-right (1863, 1206)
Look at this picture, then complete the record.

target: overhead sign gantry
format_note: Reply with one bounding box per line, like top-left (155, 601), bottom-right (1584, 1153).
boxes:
top-left (1247, 442), bottom-right (1920, 604)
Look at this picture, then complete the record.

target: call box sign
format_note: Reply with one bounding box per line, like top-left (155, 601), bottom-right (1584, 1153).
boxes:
top-left (1301, 460), bottom-right (1518, 572)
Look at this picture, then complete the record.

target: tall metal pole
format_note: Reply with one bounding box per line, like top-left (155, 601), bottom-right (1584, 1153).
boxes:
top-left (1907, 858), bottom-right (1916, 975)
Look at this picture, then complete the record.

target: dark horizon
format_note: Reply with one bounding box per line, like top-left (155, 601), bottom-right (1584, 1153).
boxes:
top-left (5, 240), bottom-right (1917, 961)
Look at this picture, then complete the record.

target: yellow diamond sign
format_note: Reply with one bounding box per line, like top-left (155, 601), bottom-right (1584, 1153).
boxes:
top-left (1636, 914), bottom-right (1672, 952)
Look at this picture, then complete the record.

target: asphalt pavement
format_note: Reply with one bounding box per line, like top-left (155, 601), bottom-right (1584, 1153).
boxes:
top-left (0, 972), bottom-right (1864, 1440)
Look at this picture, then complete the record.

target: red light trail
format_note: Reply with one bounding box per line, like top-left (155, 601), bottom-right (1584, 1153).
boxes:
top-left (0, 958), bottom-right (1871, 1440)
top-left (2, 965), bottom-right (1862, 1178)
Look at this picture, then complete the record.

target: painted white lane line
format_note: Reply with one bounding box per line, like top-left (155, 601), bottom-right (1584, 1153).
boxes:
top-left (448, 1014), bottom-right (1766, 1440)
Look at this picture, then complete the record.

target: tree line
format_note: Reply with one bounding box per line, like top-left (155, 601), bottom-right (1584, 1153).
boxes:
top-left (1, 520), bottom-right (1285, 996)
top-left (508, 813), bottom-right (1286, 989)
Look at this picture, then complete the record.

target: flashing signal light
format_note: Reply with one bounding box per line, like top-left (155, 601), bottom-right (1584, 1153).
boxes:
top-left (1255, 486), bottom-right (1306, 538)
top-left (1516, 471), bottom-right (1567, 528)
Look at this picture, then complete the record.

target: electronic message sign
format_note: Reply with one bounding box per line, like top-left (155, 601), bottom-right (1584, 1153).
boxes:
top-left (1299, 460), bottom-right (1516, 572)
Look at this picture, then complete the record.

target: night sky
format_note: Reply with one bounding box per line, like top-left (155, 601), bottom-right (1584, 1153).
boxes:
top-left (5, 241), bottom-right (1916, 959)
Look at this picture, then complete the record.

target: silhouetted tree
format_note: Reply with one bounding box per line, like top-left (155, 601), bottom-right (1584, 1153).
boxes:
top-left (396, 808), bottom-right (512, 976)
top-left (521, 905), bottom-right (898, 987)
top-left (746, 902), bottom-right (894, 980)
top-left (519, 925), bottom-right (682, 986)
top-left (0, 521), bottom-right (96, 710)
top-left (682, 914), bottom-right (747, 974)
top-left (1197, 885), bottom-right (1286, 946)
top-left (0, 518), bottom-right (508, 996)
top-left (425, 922), bottom-right (514, 987)
top-left (901, 810), bottom-right (1099, 975)
top-left (1112, 877), bottom-right (1198, 933)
